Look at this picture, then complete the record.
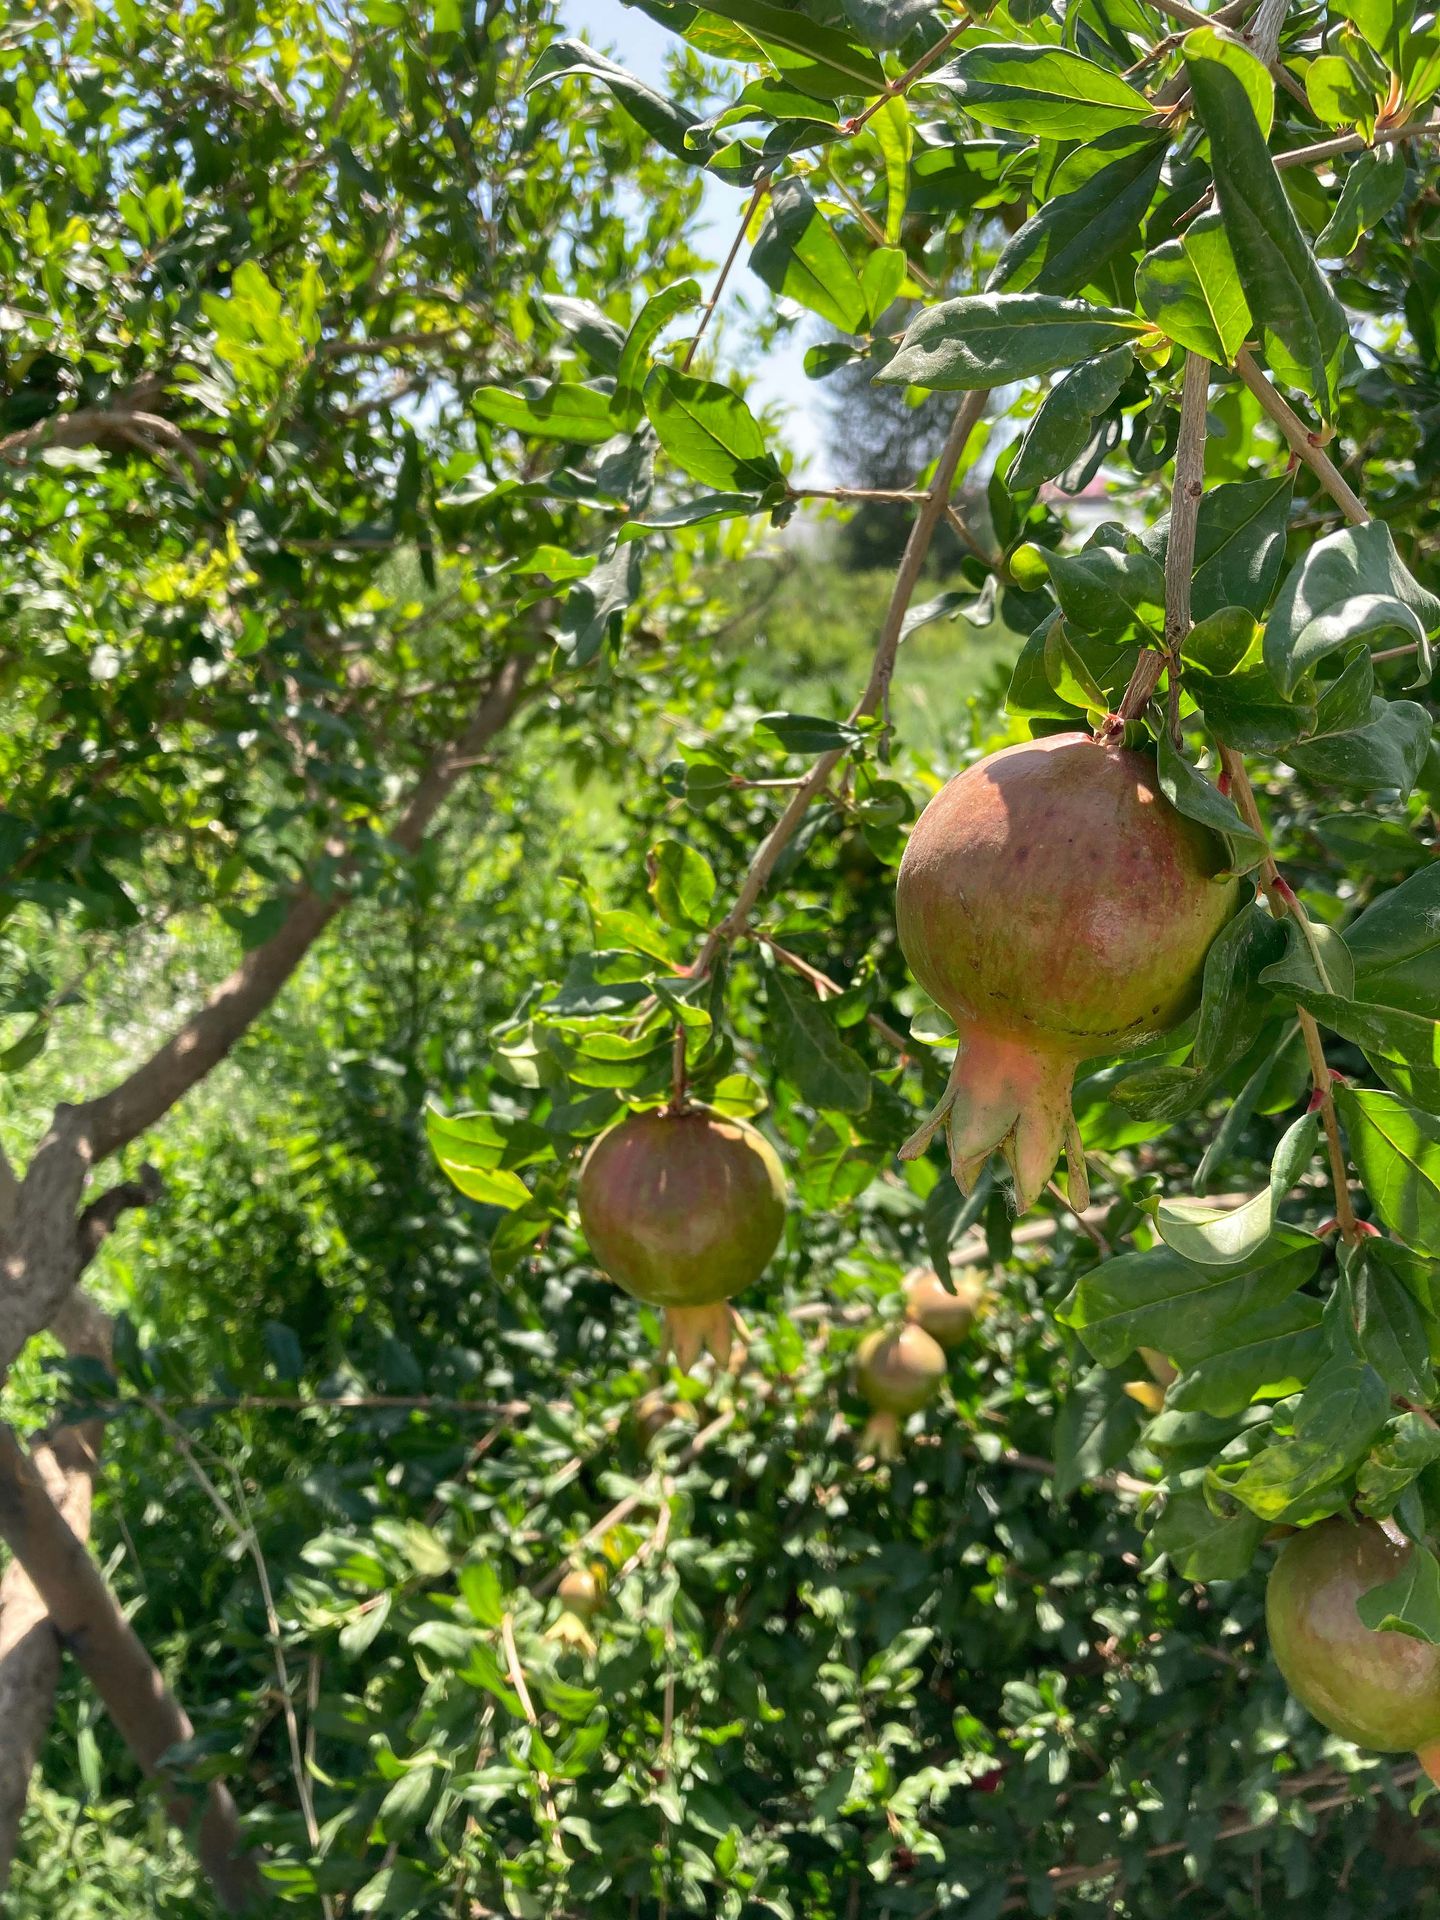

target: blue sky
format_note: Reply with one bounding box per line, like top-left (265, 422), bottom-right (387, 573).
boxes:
top-left (562, 0), bottom-right (830, 477)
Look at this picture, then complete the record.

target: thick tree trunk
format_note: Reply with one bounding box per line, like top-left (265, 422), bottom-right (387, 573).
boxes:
top-left (0, 1427), bottom-right (264, 1912)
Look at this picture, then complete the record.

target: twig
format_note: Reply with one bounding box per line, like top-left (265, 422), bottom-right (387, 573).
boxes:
top-left (500, 1612), bottom-right (561, 1833)
top-left (532, 1411), bottom-right (737, 1597)
top-left (1216, 748), bottom-right (1362, 1245)
top-left (691, 387), bottom-right (990, 977)
top-left (682, 175), bottom-right (771, 374)
top-left (1274, 115), bottom-right (1440, 169)
top-left (141, 1396), bottom-right (335, 1916)
top-left (842, 18), bottom-right (968, 134)
top-left (1233, 350), bottom-right (1368, 525)
top-left (1108, 351), bottom-right (1210, 731)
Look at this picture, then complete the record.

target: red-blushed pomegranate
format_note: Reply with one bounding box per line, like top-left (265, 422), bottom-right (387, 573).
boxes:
top-left (904, 1265), bottom-right (986, 1351)
top-left (1267, 1518), bottom-right (1440, 1772)
top-left (854, 1321), bottom-right (948, 1458)
top-left (897, 732), bottom-right (1237, 1212)
top-left (578, 1106), bottom-right (786, 1370)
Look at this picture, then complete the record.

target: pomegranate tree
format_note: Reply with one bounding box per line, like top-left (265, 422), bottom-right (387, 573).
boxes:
top-left (854, 1322), bottom-right (948, 1459)
top-left (1267, 1519), bottom-right (1440, 1775)
top-left (578, 1107), bottom-right (787, 1369)
top-left (897, 731), bottom-right (1238, 1212)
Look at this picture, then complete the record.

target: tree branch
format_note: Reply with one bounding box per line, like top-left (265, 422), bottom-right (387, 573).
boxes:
top-left (692, 387), bottom-right (991, 975)
top-left (1217, 746), bottom-right (1362, 1243)
top-left (82, 654), bottom-right (528, 1164)
top-left (1233, 349), bottom-right (1369, 525)
top-left (0, 1427), bottom-right (265, 1912)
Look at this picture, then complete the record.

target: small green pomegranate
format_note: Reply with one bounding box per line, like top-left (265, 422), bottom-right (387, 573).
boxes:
top-left (578, 1106), bottom-right (786, 1369)
top-left (896, 732), bottom-right (1237, 1213)
top-left (547, 1564), bottom-right (606, 1654)
top-left (1267, 1518), bottom-right (1440, 1766)
top-left (904, 1265), bottom-right (985, 1351)
top-left (854, 1321), bottom-right (948, 1459)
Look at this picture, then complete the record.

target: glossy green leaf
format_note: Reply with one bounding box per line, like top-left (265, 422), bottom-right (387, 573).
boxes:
top-left (988, 134), bottom-right (1165, 297)
top-left (643, 366), bottom-right (784, 492)
top-left (1154, 1111), bottom-right (1320, 1266)
top-left (1052, 1363), bottom-right (1143, 1500)
top-left (1149, 1472), bottom-right (1266, 1579)
top-left (1057, 1225), bottom-right (1321, 1367)
top-left (1135, 212), bottom-right (1251, 364)
top-left (647, 839), bottom-right (717, 930)
top-left (1210, 1352), bottom-right (1390, 1524)
top-left (1010, 348), bottom-right (1134, 491)
top-left (768, 970), bottom-right (871, 1113)
top-left (1168, 1296), bottom-right (1325, 1417)
top-left (1348, 864), bottom-right (1440, 1013)
top-left (1357, 1540), bottom-right (1440, 1644)
top-left (1318, 146), bottom-right (1408, 259)
top-left (938, 44), bottom-right (1154, 137)
top-left (1155, 731), bottom-right (1265, 876)
top-left (615, 280), bottom-right (702, 417)
top-left (1184, 30), bottom-right (1349, 411)
top-left (750, 178), bottom-right (869, 332)
top-left (877, 293), bottom-right (1142, 391)
top-left (1338, 1087), bottom-right (1440, 1253)
top-left (472, 382), bottom-right (618, 444)
top-left (1264, 520), bottom-right (1440, 695)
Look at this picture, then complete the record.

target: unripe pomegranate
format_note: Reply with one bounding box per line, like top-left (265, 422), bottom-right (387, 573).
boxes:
top-left (1267, 1519), bottom-right (1440, 1764)
top-left (578, 1107), bottom-right (786, 1370)
top-left (557, 1567), bottom-right (603, 1618)
top-left (854, 1321), bottom-right (947, 1459)
top-left (904, 1265), bottom-right (985, 1351)
top-left (896, 732), bottom-right (1237, 1213)
top-left (547, 1564), bottom-right (605, 1653)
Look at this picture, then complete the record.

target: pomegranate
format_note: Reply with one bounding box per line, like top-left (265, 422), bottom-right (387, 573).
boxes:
top-left (904, 1265), bottom-right (985, 1351)
top-left (577, 1107), bottom-right (786, 1370)
top-left (548, 1564), bottom-right (605, 1653)
top-left (896, 732), bottom-right (1237, 1212)
top-left (1266, 1518), bottom-right (1440, 1767)
top-left (854, 1321), bottom-right (948, 1459)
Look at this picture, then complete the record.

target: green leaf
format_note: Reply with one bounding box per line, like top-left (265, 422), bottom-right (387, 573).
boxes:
top-left (472, 381), bottom-right (618, 444)
top-left (1357, 1412), bottom-right (1440, 1519)
top-left (615, 280), bottom-right (702, 418)
top-left (1184, 474), bottom-right (1295, 622)
top-left (1351, 1238), bottom-right (1434, 1401)
top-left (527, 41), bottom-right (715, 162)
top-left (877, 293), bottom-right (1142, 390)
top-left (1149, 1472), bottom-right (1266, 1580)
top-left (754, 710), bottom-right (864, 753)
top-left (1258, 917), bottom-right (1356, 1000)
top-left (1184, 29), bottom-right (1349, 411)
top-left (1337, 1087), bottom-right (1440, 1254)
top-left (1154, 1111), bottom-right (1320, 1266)
top-left (1042, 541), bottom-right (1165, 643)
top-left (1169, 1296), bottom-right (1325, 1417)
top-left (868, 95), bottom-right (912, 248)
top-left (1010, 348), bottom-right (1134, 492)
top-left (1318, 146), bottom-right (1408, 259)
top-left (643, 366), bottom-right (784, 492)
top-left (1281, 691), bottom-right (1432, 797)
top-left (1051, 1363), bottom-right (1144, 1500)
top-left (1135, 212), bottom-right (1252, 364)
top-left (1264, 516), bottom-right (1440, 697)
top-left (695, 0), bottom-right (885, 93)
top-left (1293, 988), bottom-right (1440, 1111)
top-left (376, 1761), bottom-right (437, 1841)
top-left (1357, 1540), bottom-right (1440, 1644)
top-left (1349, 864), bottom-right (1440, 1013)
top-left (1210, 1352), bottom-right (1390, 1523)
top-left (1056, 1225), bottom-right (1321, 1367)
top-left (750, 179), bottom-right (868, 332)
top-left (424, 1107), bottom-right (532, 1210)
top-left (860, 246), bottom-right (907, 326)
top-left (939, 44), bottom-right (1154, 137)
top-left (768, 970), bottom-right (871, 1113)
top-left (1155, 730), bottom-right (1266, 876)
top-left (647, 839), bottom-right (717, 930)
top-left (988, 133), bottom-right (1166, 297)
